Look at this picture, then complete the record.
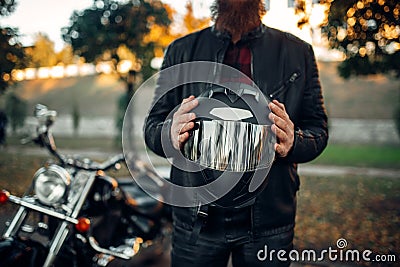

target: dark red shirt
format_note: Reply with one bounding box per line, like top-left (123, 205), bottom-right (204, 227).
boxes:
top-left (223, 42), bottom-right (252, 83)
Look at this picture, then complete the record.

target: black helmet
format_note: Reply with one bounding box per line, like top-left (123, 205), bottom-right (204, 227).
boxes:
top-left (183, 82), bottom-right (276, 208)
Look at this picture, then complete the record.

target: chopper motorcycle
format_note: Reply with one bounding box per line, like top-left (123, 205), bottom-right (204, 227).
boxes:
top-left (0, 104), bottom-right (171, 267)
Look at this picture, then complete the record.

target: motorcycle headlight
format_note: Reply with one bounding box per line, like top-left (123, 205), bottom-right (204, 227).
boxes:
top-left (33, 165), bottom-right (71, 206)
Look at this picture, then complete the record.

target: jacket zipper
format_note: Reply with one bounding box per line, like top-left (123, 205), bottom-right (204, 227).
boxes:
top-left (268, 72), bottom-right (300, 101)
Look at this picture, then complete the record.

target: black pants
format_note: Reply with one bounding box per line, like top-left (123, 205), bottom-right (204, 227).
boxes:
top-left (171, 206), bottom-right (293, 267)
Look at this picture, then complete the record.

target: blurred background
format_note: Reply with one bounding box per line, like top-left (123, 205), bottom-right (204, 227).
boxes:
top-left (0, 0), bottom-right (399, 266)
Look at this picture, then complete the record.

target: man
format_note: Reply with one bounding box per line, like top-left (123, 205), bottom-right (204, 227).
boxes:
top-left (144, 0), bottom-right (328, 266)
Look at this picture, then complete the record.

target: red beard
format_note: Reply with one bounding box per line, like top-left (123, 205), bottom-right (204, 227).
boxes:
top-left (211, 0), bottom-right (265, 38)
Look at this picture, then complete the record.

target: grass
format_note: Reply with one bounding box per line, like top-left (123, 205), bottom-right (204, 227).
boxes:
top-left (310, 143), bottom-right (400, 169)
top-left (0, 152), bottom-right (47, 194)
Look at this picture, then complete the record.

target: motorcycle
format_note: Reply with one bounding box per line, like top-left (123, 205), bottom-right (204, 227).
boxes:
top-left (0, 104), bottom-right (171, 267)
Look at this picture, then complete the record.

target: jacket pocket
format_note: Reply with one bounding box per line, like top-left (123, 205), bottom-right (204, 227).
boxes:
top-left (268, 71), bottom-right (300, 102)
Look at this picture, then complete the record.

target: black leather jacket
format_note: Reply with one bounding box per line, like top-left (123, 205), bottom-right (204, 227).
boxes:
top-left (144, 24), bottom-right (328, 236)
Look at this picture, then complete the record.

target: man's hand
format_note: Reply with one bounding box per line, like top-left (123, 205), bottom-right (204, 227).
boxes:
top-left (171, 95), bottom-right (198, 150)
top-left (268, 100), bottom-right (294, 158)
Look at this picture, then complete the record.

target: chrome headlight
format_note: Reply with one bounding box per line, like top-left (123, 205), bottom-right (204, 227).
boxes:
top-left (33, 165), bottom-right (71, 206)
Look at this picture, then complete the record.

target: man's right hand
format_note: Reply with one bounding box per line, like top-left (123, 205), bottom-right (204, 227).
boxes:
top-left (171, 95), bottom-right (198, 150)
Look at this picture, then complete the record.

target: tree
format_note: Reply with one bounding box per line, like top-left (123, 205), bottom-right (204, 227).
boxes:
top-left (62, 0), bottom-right (171, 80)
top-left (142, 2), bottom-right (210, 62)
top-left (62, 0), bottom-right (171, 145)
top-left (56, 45), bottom-right (76, 65)
top-left (63, 1), bottom-right (212, 144)
top-left (0, 0), bottom-right (16, 16)
top-left (24, 35), bottom-right (77, 67)
top-left (319, 0), bottom-right (400, 137)
top-left (323, 0), bottom-right (400, 78)
top-left (25, 33), bottom-right (58, 68)
top-left (295, 0), bottom-right (400, 137)
top-left (0, 0), bottom-right (26, 94)
top-left (182, 2), bottom-right (210, 35)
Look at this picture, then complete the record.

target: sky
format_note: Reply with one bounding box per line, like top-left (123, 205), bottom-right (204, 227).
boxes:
top-left (1, 0), bottom-right (212, 52)
top-left (1, 0), bottom-right (94, 51)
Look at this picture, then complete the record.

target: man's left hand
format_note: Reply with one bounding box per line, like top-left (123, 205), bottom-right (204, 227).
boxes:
top-left (268, 100), bottom-right (294, 158)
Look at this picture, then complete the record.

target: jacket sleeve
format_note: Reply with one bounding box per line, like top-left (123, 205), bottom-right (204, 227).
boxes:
top-left (143, 31), bottom-right (203, 158)
top-left (143, 45), bottom-right (179, 158)
top-left (285, 45), bottom-right (329, 163)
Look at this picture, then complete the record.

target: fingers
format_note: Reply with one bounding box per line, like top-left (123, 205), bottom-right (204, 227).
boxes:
top-left (275, 143), bottom-right (285, 156)
top-left (269, 100), bottom-right (287, 119)
top-left (268, 100), bottom-right (294, 158)
top-left (174, 112), bottom-right (196, 125)
top-left (172, 121), bottom-right (196, 150)
top-left (271, 123), bottom-right (289, 142)
top-left (173, 96), bottom-right (198, 130)
top-left (178, 131), bottom-right (190, 145)
top-left (269, 113), bottom-right (289, 133)
top-left (268, 101), bottom-right (292, 137)
top-left (179, 121), bottom-right (195, 134)
top-left (171, 96), bottom-right (198, 150)
top-left (175, 95), bottom-right (198, 116)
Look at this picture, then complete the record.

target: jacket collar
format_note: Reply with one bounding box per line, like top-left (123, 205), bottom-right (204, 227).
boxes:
top-left (211, 23), bottom-right (266, 42)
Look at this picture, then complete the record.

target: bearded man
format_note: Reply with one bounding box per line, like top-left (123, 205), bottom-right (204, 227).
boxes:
top-left (144, 0), bottom-right (328, 266)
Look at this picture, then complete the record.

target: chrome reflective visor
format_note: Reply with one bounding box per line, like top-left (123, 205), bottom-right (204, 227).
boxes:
top-left (183, 119), bottom-right (275, 172)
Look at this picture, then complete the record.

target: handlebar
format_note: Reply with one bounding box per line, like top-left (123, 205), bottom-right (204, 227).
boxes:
top-left (24, 127), bottom-right (126, 172)
top-left (27, 104), bottom-right (127, 172)
top-left (63, 153), bottom-right (125, 172)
